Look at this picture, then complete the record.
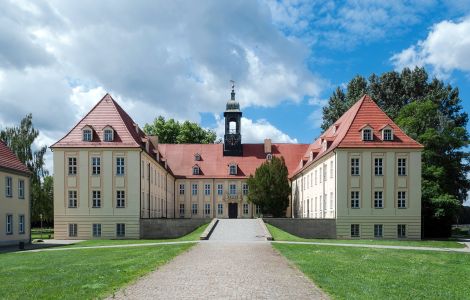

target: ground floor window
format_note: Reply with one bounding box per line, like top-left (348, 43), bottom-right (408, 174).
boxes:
top-left (179, 204), bottom-right (185, 217)
top-left (204, 203), bottom-right (211, 216)
top-left (255, 205), bottom-right (261, 215)
top-left (243, 203), bottom-right (249, 215)
top-left (351, 224), bottom-right (360, 237)
top-left (116, 223), bottom-right (125, 237)
top-left (6, 214), bottom-right (13, 235)
top-left (92, 224), bottom-right (102, 237)
top-left (19, 215), bottom-right (25, 234)
top-left (374, 224), bottom-right (383, 238)
top-left (217, 203), bottom-right (223, 215)
top-left (397, 224), bottom-right (406, 238)
top-left (192, 203), bottom-right (198, 215)
top-left (69, 223), bottom-right (77, 237)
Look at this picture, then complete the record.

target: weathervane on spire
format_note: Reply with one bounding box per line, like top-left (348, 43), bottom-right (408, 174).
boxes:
top-left (230, 80), bottom-right (235, 100)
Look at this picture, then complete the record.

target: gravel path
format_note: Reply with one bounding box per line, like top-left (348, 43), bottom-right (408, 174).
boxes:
top-left (109, 219), bottom-right (328, 299)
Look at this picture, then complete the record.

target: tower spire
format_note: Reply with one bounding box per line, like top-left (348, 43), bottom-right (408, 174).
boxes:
top-left (230, 80), bottom-right (235, 100)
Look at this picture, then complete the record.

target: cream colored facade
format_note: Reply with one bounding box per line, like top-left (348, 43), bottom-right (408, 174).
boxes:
top-left (0, 169), bottom-right (30, 245)
top-left (292, 148), bottom-right (422, 240)
top-left (54, 148), bottom-right (144, 239)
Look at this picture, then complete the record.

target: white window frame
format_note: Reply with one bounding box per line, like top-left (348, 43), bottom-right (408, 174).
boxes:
top-left (5, 176), bottom-right (12, 197)
top-left (192, 166), bottom-right (200, 175)
top-left (374, 224), bottom-right (383, 238)
top-left (217, 203), bottom-right (223, 215)
top-left (351, 158), bottom-right (360, 176)
top-left (68, 190), bottom-right (77, 208)
top-left (217, 184), bottom-right (223, 195)
top-left (18, 179), bottom-right (25, 199)
top-left (104, 129), bottom-right (114, 142)
top-left (192, 203), bottom-right (198, 215)
top-left (229, 184), bottom-right (236, 195)
top-left (6, 214), bottom-right (13, 235)
top-left (204, 184), bottom-right (211, 196)
top-left (397, 224), bottom-right (406, 238)
top-left (83, 129), bottom-right (92, 141)
top-left (116, 190), bottom-right (125, 208)
top-left (243, 203), bottom-right (249, 215)
top-left (362, 128), bottom-right (372, 141)
top-left (383, 128), bottom-right (393, 141)
top-left (255, 205), bottom-right (261, 215)
top-left (179, 204), bottom-right (185, 217)
top-left (68, 157), bottom-right (77, 175)
top-left (330, 161), bottom-right (334, 178)
top-left (116, 223), bottom-right (126, 237)
top-left (179, 184), bottom-right (185, 195)
top-left (116, 157), bottom-right (125, 175)
top-left (351, 224), bottom-right (360, 237)
top-left (374, 191), bottom-right (384, 208)
top-left (19, 215), bottom-right (25, 234)
top-left (242, 183), bottom-right (249, 195)
top-left (351, 191), bottom-right (360, 209)
top-left (229, 164), bottom-right (237, 175)
top-left (92, 224), bottom-right (102, 237)
top-left (92, 157), bottom-right (101, 175)
top-left (204, 203), bottom-right (211, 215)
top-left (374, 158), bottom-right (383, 176)
top-left (69, 223), bottom-right (77, 237)
top-left (92, 190), bottom-right (101, 208)
top-left (398, 158), bottom-right (407, 176)
top-left (398, 191), bottom-right (406, 208)
top-left (192, 183), bottom-right (198, 195)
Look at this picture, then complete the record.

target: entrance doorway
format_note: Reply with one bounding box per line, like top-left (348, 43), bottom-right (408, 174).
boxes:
top-left (228, 203), bottom-right (238, 219)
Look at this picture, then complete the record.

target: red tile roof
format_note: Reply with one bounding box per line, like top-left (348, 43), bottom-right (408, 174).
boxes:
top-left (51, 94), bottom-right (145, 148)
top-left (0, 141), bottom-right (30, 174)
top-left (158, 143), bottom-right (309, 179)
top-left (294, 94), bottom-right (423, 176)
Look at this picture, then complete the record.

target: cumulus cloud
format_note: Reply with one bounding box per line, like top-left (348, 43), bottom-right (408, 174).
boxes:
top-left (214, 115), bottom-right (297, 144)
top-left (391, 17), bottom-right (470, 78)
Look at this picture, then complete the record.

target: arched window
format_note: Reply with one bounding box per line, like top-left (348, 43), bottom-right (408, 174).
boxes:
top-left (229, 163), bottom-right (237, 175)
top-left (104, 128), bottom-right (114, 141)
top-left (192, 165), bottom-right (200, 175)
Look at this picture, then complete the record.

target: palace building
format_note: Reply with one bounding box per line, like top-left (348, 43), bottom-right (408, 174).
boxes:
top-left (52, 86), bottom-right (423, 240)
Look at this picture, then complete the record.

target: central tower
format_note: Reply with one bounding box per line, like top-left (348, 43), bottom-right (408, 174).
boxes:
top-left (223, 82), bottom-right (243, 156)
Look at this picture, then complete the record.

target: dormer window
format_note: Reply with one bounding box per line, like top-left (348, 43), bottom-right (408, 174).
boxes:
top-left (383, 128), bottom-right (393, 141)
top-left (192, 165), bottom-right (200, 175)
top-left (104, 129), bottom-right (114, 142)
top-left (362, 128), bottom-right (373, 141)
top-left (266, 153), bottom-right (273, 160)
top-left (194, 153), bottom-right (201, 161)
top-left (322, 140), bottom-right (327, 151)
top-left (229, 163), bottom-right (237, 175)
top-left (83, 128), bottom-right (92, 141)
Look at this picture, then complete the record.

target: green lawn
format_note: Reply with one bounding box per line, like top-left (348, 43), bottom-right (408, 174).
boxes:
top-left (65, 222), bottom-right (208, 247)
top-left (31, 228), bottom-right (54, 240)
top-left (273, 243), bottom-right (470, 299)
top-left (266, 223), bottom-right (466, 248)
top-left (0, 244), bottom-right (193, 300)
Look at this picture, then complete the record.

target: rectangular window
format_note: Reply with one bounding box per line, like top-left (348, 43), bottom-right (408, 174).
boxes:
top-left (229, 165), bottom-right (237, 175)
top-left (92, 157), bottom-right (101, 175)
top-left (374, 224), bottom-right (383, 238)
top-left (179, 203), bottom-right (185, 217)
top-left (116, 223), bottom-right (125, 237)
top-left (319, 167), bottom-right (322, 183)
top-left (229, 184), bottom-right (236, 195)
top-left (68, 190), bottom-right (77, 208)
top-left (5, 176), bottom-right (12, 197)
top-left (204, 184), bottom-right (211, 196)
top-left (217, 203), bottom-right (223, 215)
top-left (374, 158), bottom-right (383, 176)
top-left (324, 194), bottom-right (328, 211)
top-left (192, 203), bottom-right (198, 215)
top-left (92, 190), bottom-right (101, 208)
top-left (351, 158), bottom-right (360, 176)
top-left (363, 129), bottom-right (372, 141)
top-left (92, 224), bottom-right (102, 237)
top-left (398, 158), bottom-right (407, 176)
top-left (374, 191), bottom-right (383, 208)
top-left (351, 224), bottom-right (360, 237)
top-left (18, 179), bottom-right (25, 199)
top-left (330, 192), bottom-right (333, 210)
top-left (243, 203), bottom-right (249, 215)
top-left (141, 161), bottom-right (144, 178)
top-left (19, 215), bottom-right (25, 234)
top-left (255, 205), bottom-right (261, 215)
top-left (83, 129), bottom-right (92, 141)
top-left (383, 129), bottom-right (392, 141)
top-left (315, 170), bottom-right (317, 185)
top-left (397, 224), bottom-right (406, 238)
top-left (351, 191), bottom-right (360, 208)
top-left (6, 214), bottom-right (13, 234)
top-left (116, 190), bottom-right (125, 208)
top-left (217, 184), bottom-right (223, 195)
top-left (192, 184), bottom-right (198, 195)
top-left (242, 183), bottom-right (249, 195)
top-left (179, 184), bottom-right (185, 195)
top-left (116, 157), bottom-right (125, 175)
top-left (204, 203), bottom-right (211, 215)
top-left (69, 223), bottom-right (77, 237)
top-left (323, 164), bottom-right (327, 182)
top-left (104, 129), bottom-right (113, 141)
top-left (330, 161), bottom-right (334, 178)
top-left (68, 157), bottom-right (77, 175)
top-left (398, 191), bottom-right (406, 208)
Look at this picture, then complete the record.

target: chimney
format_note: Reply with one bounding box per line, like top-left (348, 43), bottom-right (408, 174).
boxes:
top-left (264, 138), bottom-right (272, 154)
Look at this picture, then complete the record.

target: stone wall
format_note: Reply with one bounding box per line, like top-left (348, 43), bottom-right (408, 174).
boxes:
top-left (263, 218), bottom-right (336, 239)
top-left (140, 218), bottom-right (210, 239)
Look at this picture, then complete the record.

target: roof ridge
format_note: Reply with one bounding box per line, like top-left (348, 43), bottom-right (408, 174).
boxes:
top-left (335, 94), bottom-right (367, 146)
top-left (51, 93), bottom-right (112, 148)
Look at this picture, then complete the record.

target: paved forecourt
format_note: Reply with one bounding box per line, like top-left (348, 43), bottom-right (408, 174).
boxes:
top-left (109, 219), bottom-right (328, 299)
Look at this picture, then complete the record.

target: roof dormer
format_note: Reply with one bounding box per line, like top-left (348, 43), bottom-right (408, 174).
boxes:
top-left (379, 124), bottom-right (394, 141)
top-left (82, 125), bottom-right (93, 142)
top-left (228, 162), bottom-right (237, 175)
top-left (192, 165), bottom-right (200, 175)
top-left (359, 124), bottom-right (373, 141)
top-left (103, 125), bottom-right (114, 142)
top-left (194, 153), bottom-right (201, 161)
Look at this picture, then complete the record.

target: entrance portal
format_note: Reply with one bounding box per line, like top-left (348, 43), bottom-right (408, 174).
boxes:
top-left (228, 203), bottom-right (238, 219)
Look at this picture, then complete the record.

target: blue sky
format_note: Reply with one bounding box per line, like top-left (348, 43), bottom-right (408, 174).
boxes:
top-left (0, 1), bottom-right (469, 189)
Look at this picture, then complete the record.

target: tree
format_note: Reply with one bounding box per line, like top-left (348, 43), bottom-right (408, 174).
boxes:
top-left (321, 67), bottom-right (469, 237)
top-left (0, 114), bottom-right (53, 225)
top-left (247, 156), bottom-right (291, 217)
top-left (143, 116), bottom-right (218, 144)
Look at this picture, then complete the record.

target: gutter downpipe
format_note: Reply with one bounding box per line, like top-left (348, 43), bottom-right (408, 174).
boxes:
top-left (148, 163), bottom-right (151, 219)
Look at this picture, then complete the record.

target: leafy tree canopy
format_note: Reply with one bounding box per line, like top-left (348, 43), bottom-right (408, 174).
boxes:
top-left (247, 156), bottom-right (291, 217)
top-left (143, 116), bottom-right (218, 144)
top-left (321, 67), bottom-right (469, 237)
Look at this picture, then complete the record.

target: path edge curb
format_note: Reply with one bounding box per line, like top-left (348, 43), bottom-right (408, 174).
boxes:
top-left (258, 218), bottom-right (273, 241)
top-left (200, 218), bottom-right (219, 240)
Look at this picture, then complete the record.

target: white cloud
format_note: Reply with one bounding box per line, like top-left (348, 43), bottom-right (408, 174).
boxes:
top-left (391, 17), bottom-right (470, 78)
top-left (214, 115), bottom-right (297, 144)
